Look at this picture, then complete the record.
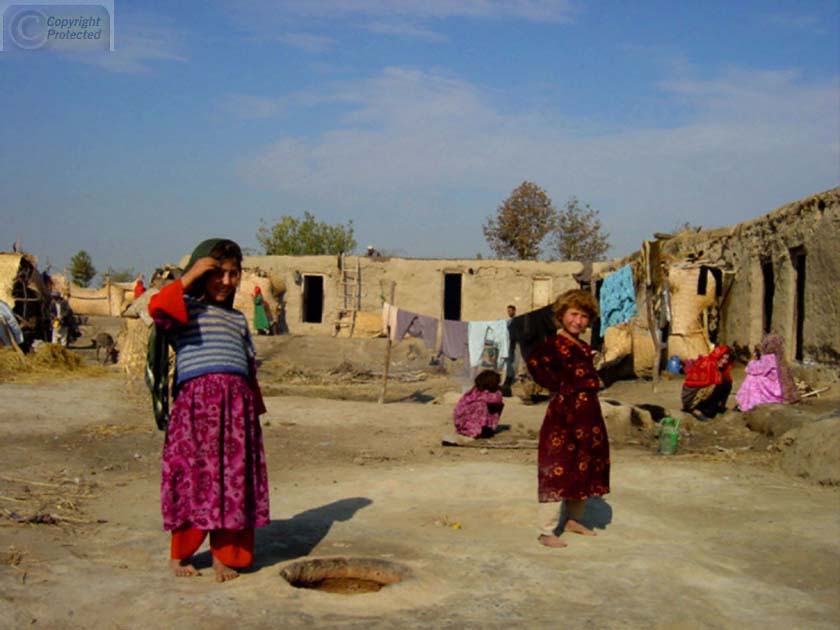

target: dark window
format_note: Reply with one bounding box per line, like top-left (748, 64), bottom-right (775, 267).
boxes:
top-left (443, 274), bottom-right (462, 321)
top-left (302, 275), bottom-right (324, 323)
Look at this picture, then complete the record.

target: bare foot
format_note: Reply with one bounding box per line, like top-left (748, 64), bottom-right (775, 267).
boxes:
top-left (564, 519), bottom-right (596, 536)
top-left (170, 558), bottom-right (201, 577)
top-left (212, 557), bottom-right (240, 582)
top-left (538, 534), bottom-right (568, 548)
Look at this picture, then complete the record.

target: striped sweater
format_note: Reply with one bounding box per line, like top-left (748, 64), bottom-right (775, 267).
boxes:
top-left (171, 298), bottom-right (254, 385)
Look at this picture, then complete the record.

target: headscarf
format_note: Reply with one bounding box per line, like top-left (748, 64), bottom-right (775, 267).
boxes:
top-left (683, 345), bottom-right (733, 388)
top-left (146, 238), bottom-right (240, 431)
top-left (759, 334), bottom-right (800, 403)
top-left (254, 285), bottom-right (262, 297)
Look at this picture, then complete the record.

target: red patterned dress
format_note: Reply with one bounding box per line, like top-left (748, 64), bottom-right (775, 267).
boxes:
top-left (526, 333), bottom-right (610, 502)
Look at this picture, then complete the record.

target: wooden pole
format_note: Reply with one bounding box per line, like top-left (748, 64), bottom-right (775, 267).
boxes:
top-left (377, 281), bottom-right (396, 404)
top-left (643, 241), bottom-right (663, 392)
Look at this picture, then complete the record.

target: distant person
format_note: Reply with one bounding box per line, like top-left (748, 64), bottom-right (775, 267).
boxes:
top-left (526, 289), bottom-right (609, 548)
top-left (134, 274), bottom-right (146, 299)
top-left (681, 345), bottom-right (734, 421)
top-left (148, 238), bottom-right (270, 582)
top-left (453, 369), bottom-right (505, 439)
top-left (366, 245), bottom-right (380, 257)
top-left (503, 304), bottom-right (517, 396)
top-left (49, 291), bottom-right (74, 347)
top-left (252, 286), bottom-right (271, 335)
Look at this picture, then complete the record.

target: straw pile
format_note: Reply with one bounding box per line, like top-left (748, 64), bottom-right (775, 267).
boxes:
top-left (631, 322), bottom-right (657, 377)
top-left (0, 253), bottom-right (23, 306)
top-left (0, 343), bottom-right (99, 381)
top-left (667, 265), bottom-right (715, 361)
top-left (602, 323), bottom-right (632, 363)
top-left (117, 318), bottom-right (151, 378)
top-left (335, 311), bottom-right (385, 339)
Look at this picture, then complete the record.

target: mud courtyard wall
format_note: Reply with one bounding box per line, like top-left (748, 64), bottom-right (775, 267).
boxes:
top-left (243, 255), bottom-right (604, 336)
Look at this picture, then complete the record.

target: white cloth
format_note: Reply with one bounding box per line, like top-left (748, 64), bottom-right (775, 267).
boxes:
top-left (467, 320), bottom-right (510, 368)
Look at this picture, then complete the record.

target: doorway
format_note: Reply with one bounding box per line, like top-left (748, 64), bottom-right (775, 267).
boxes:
top-left (532, 277), bottom-right (552, 309)
top-left (789, 247), bottom-right (806, 361)
top-left (761, 259), bottom-right (774, 335)
top-left (302, 275), bottom-right (324, 323)
top-left (443, 273), bottom-right (462, 320)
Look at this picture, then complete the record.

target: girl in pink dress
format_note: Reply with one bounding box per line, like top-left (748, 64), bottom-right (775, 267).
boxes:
top-left (453, 370), bottom-right (505, 438)
top-left (149, 238), bottom-right (269, 582)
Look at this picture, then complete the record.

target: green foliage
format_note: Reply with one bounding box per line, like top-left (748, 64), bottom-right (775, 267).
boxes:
top-left (100, 267), bottom-right (136, 286)
top-left (257, 211), bottom-right (357, 255)
top-left (483, 181), bottom-right (556, 260)
top-left (550, 196), bottom-right (611, 262)
top-left (69, 250), bottom-right (96, 288)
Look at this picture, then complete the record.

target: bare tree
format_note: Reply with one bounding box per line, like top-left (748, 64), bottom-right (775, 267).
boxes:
top-left (551, 197), bottom-right (610, 261)
top-left (483, 181), bottom-right (555, 259)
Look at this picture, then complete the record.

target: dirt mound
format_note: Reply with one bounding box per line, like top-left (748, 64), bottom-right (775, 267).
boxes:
top-left (0, 344), bottom-right (103, 381)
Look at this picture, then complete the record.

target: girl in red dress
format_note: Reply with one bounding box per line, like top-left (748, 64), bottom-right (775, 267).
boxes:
top-left (526, 289), bottom-right (610, 548)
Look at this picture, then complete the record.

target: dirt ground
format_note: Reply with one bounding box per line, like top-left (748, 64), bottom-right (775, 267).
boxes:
top-left (1, 319), bottom-right (838, 629)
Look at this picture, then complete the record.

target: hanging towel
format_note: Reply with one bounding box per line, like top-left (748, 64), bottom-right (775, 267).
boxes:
top-left (508, 304), bottom-right (558, 361)
top-left (467, 320), bottom-right (510, 368)
top-left (395, 309), bottom-right (439, 350)
top-left (440, 319), bottom-right (469, 360)
top-left (599, 265), bottom-right (638, 335)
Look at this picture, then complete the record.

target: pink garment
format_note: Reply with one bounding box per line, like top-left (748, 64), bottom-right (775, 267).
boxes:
top-left (161, 373), bottom-right (270, 531)
top-left (735, 354), bottom-right (784, 412)
top-left (453, 387), bottom-right (504, 438)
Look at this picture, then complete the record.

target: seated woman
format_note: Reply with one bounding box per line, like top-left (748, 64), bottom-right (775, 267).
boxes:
top-left (681, 345), bottom-right (734, 421)
top-left (736, 334), bottom-right (799, 412)
top-left (453, 370), bottom-right (505, 439)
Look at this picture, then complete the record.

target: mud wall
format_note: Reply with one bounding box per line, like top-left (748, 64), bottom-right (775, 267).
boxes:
top-left (243, 255), bottom-right (604, 336)
top-left (659, 188), bottom-right (840, 367)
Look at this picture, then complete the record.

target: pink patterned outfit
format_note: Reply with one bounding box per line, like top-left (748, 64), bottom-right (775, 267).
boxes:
top-left (453, 387), bottom-right (504, 438)
top-left (736, 354), bottom-right (784, 412)
top-left (149, 281), bottom-right (270, 534)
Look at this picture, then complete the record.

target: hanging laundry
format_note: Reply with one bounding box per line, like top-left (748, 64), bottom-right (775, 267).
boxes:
top-left (467, 320), bottom-right (510, 368)
top-left (508, 304), bottom-right (558, 361)
top-left (381, 303), bottom-right (399, 341)
top-left (599, 265), bottom-right (638, 335)
top-left (395, 309), bottom-right (439, 350)
top-left (440, 319), bottom-right (469, 360)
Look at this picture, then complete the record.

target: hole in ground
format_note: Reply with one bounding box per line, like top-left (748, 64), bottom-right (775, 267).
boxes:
top-left (280, 557), bottom-right (411, 595)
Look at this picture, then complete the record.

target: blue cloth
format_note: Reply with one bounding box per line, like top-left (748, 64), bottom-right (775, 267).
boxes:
top-left (599, 265), bottom-right (638, 335)
top-left (467, 320), bottom-right (510, 368)
top-left (0, 300), bottom-right (23, 347)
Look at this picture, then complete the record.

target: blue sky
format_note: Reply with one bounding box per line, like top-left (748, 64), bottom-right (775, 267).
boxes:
top-left (1, 0), bottom-right (838, 279)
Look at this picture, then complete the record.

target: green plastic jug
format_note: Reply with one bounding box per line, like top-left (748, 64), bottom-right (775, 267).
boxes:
top-left (658, 416), bottom-right (681, 455)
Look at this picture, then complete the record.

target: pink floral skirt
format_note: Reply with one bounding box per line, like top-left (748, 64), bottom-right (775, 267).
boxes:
top-left (161, 373), bottom-right (270, 531)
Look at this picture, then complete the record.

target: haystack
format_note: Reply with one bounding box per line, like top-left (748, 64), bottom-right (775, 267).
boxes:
top-left (0, 253), bottom-right (24, 306)
top-left (666, 265), bottom-right (716, 361)
top-left (602, 322), bottom-right (632, 364)
top-left (117, 317), bottom-right (151, 378)
top-left (334, 311), bottom-right (386, 338)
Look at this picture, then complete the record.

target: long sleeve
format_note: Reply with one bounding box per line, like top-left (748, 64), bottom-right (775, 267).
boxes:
top-left (526, 338), bottom-right (567, 392)
top-left (148, 280), bottom-right (189, 329)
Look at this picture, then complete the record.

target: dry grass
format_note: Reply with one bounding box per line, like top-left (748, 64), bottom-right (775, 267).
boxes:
top-left (0, 345), bottom-right (107, 382)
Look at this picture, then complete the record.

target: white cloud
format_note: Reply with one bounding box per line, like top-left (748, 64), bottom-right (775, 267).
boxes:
top-left (67, 12), bottom-right (186, 74)
top-left (238, 66), bottom-right (839, 257)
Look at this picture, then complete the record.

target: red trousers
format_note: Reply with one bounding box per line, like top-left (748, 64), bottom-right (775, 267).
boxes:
top-left (170, 525), bottom-right (255, 568)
